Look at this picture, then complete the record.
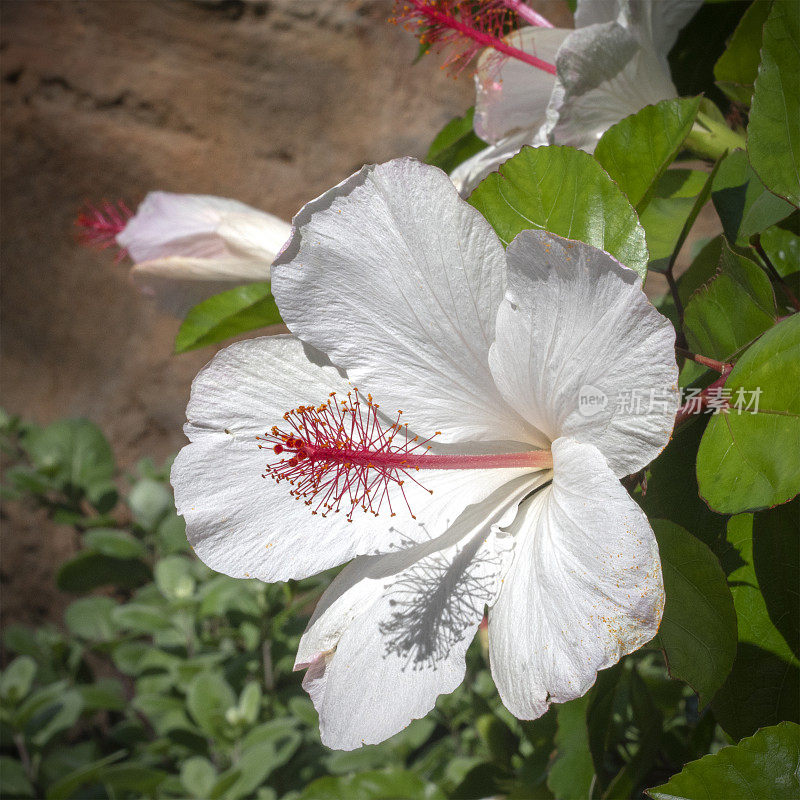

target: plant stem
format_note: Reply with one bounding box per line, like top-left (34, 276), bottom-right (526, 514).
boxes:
top-left (675, 348), bottom-right (733, 374)
top-left (685, 110), bottom-right (745, 161)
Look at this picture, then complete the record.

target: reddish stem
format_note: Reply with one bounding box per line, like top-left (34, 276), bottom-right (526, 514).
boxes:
top-left (674, 368), bottom-right (733, 426)
top-left (676, 349), bottom-right (731, 374)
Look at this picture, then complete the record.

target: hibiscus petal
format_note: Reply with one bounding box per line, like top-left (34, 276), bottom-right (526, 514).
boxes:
top-left (489, 231), bottom-right (678, 477)
top-left (488, 437), bottom-right (664, 719)
top-left (272, 157), bottom-right (538, 445)
top-left (172, 335), bottom-right (545, 581)
top-left (543, 22), bottom-right (677, 153)
top-left (130, 256), bottom-right (270, 316)
top-left (294, 482), bottom-right (541, 749)
top-left (473, 27), bottom-right (570, 144)
top-left (623, 0), bottom-right (704, 62)
top-left (118, 191), bottom-right (289, 264)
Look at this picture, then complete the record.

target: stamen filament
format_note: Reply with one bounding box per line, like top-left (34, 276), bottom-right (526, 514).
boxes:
top-left (258, 389), bottom-right (551, 521)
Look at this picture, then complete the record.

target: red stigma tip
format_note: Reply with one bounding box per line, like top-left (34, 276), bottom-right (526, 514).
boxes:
top-left (75, 199), bottom-right (133, 261)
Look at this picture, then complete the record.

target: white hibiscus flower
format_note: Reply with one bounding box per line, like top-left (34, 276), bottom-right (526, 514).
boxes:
top-left (451, 0), bottom-right (703, 194)
top-left (171, 158), bottom-right (678, 750)
top-left (79, 193), bottom-right (291, 315)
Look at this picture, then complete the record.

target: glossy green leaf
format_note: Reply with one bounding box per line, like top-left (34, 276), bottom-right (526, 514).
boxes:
top-left (712, 149), bottom-right (794, 244)
top-left (547, 695), bottom-right (594, 800)
top-left (677, 235), bottom-right (724, 304)
top-left (595, 97), bottom-right (702, 210)
top-left (174, 282), bottom-right (282, 354)
top-left (112, 603), bottom-right (172, 633)
top-left (638, 417), bottom-right (728, 551)
top-left (714, 0), bottom-right (772, 106)
top-left (0, 656), bottom-right (37, 704)
top-left (647, 722), bottom-right (800, 799)
top-left (697, 314), bottom-right (800, 512)
top-left (651, 520), bottom-right (736, 706)
top-left (30, 688), bottom-right (83, 747)
top-left (57, 552), bottom-right (151, 593)
top-left (683, 242), bottom-right (777, 361)
top-left (760, 218), bottom-right (800, 277)
top-left (78, 678), bottom-right (125, 712)
top-left (82, 528), bottom-right (146, 560)
top-left (426, 107), bottom-right (488, 174)
top-left (64, 596), bottom-right (118, 641)
top-left (748, 0), bottom-right (800, 207)
top-left (97, 765), bottom-right (167, 794)
top-left (154, 555), bottom-right (196, 600)
top-left (639, 169), bottom-right (713, 272)
top-left (45, 752), bottom-right (127, 800)
top-left (713, 506), bottom-right (800, 738)
top-left (469, 145), bottom-right (649, 278)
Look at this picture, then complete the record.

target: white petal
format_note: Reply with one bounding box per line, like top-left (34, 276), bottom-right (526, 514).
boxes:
top-left (130, 256), bottom-right (269, 316)
top-left (295, 486), bottom-right (538, 749)
top-left (543, 22), bottom-right (677, 153)
top-left (489, 231), bottom-right (678, 477)
top-left (449, 131), bottom-right (533, 198)
top-left (623, 0), bottom-right (704, 61)
top-left (488, 437), bottom-right (664, 719)
top-left (272, 157), bottom-right (539, 445)
top-left (574, 0), bottom-right (622, 29)
top-left (473, 28), bottom-right (570, 144)
top-left (118, 191), bottom-right (290, 264)
top-left (575, 0), bottom-right (703, 61)
top-left (173, 335), bottom-right (546, 581)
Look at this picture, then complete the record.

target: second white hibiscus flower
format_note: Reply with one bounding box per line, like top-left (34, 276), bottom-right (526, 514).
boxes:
top-left (171, 157), bottom-right (678, 749)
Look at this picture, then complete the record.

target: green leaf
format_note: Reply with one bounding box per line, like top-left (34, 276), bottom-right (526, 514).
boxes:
top-left (547, 695), bottom-right (594, 800)
top-left (469, 145), bottom-right (649, 278)
top-left (64, 596), bottom-right (118, 641)
top-left (186, 672), bottom-right (237, 739)
top-left (112, 602), bottom-right (173, 634)
top-left (748, 0), bottom-right (800, 206)
top-left (760, 218), bottom-right (800, 277)
top-left (651, 520), bottom-right (737, 706)
top-left (426, 107), bottom-right (488, 174)
top-left (128, 478), bottom-right (173, 530)
top-left (714, 0), bottom-right (772, 106)
top-left (30, 688), bottom-right (83, 747)
top-left (638, 417), bottom-right (728, 551)
top-left (0, 656), bottom-right (37, 704)
top-left (639, 169), bottom-right (714, 272)
top-left (712, 149), bottom-right (794, 244)
top-left (45, 751), bottom-right (127, 800)
top-left (697, 313), bottom-right (800, 513)
top-left (175, 282), bottom-right (282, 354)
top-left (296, 771), bottom-right (446, 800)
top-left (0, 756), bottom-right (35, 798)
top-left (647, 722), bottom-right (800, 799)
top-left (713, 507), bottom-right (800, 739)
top-left (154, 555), bottom-right (196, 600)
top-left (595, 97), bottom-right (702, 211)
top-left (78, 678), bottom-right (126, 712)
top-left (24, 418), bottom-right (114, 493)
top-left (476, 713), bottom-right (518, 768)
top-left (82, 528), bottom-right (146, 559)
top-left (57, 552), bottom-right (151, 593)
top-left (98, 764), bottom-right (168, 794)
top-left (181, 757), bottom-right (217, 800)
top-left (683, 242), bottom-right (777, 362)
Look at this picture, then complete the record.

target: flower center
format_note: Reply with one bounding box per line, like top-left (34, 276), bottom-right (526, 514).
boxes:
top-left (258, 389), bottom-right (552, 522)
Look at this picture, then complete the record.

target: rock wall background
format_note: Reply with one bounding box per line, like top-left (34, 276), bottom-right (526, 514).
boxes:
top-left (0, 0), bottom-right (571, 624)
